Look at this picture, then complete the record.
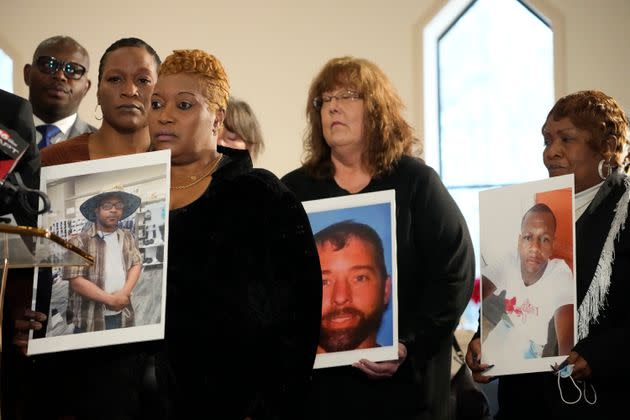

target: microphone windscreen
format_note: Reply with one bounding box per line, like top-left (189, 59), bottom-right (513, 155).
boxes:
top-left (0, 123), bottom-right (29, 182)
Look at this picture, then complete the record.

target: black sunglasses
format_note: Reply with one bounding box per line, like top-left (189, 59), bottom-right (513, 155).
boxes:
top-left (35, 56), bottom-right (86, 80)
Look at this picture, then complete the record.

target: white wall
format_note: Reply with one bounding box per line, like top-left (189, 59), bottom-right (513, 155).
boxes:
top-left (2, 0), bottom-right (628, 178)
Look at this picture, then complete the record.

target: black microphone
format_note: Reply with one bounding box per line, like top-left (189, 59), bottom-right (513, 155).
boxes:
top-left (0, 124), bottom-right (29, 183)
top-left (0, 123), bottom-right (50, 220)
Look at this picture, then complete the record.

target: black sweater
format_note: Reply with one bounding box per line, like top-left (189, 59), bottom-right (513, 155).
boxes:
top-left (282, 156), bottom-right (475, 420)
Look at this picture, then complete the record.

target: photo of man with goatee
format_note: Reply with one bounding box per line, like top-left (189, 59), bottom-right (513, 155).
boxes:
top-left (314, 221), bottom-right (392, 353)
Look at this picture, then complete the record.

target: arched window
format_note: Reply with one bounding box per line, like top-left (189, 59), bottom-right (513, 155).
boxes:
top-left (422, 0), bottom-right (558, 329)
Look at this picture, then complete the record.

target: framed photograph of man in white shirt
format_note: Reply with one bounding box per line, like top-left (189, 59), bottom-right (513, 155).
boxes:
top-left (479, 174), bottom-right (576, 376)
top-left (28, 150), bottom-right (170, 355)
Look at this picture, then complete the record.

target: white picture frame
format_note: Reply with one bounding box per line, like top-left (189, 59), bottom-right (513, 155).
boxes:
top-left (302, 190), bottom-right (398, 369)
top-left (479, 174), bottom-right (576, 375)
top-left (28, 150), bottom-right (171, 355)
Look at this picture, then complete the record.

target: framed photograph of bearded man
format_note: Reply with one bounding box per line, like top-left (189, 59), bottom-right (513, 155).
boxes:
top-left (301, 189), bottom-right (398, 369)
top-left (479, 174), bottom-right (577, 376)
top-left (27, 150), bottom-right (171, 355)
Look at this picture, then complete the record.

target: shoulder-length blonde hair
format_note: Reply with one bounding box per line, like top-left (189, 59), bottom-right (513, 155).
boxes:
top-left (303, 56), bottom-right (416, 179)
top-left (158, 49), bottom-right (230, 112)
top-left (544, 90), bottom-right (629, 167)
top-left (224, 97), bottom-right (265, 160)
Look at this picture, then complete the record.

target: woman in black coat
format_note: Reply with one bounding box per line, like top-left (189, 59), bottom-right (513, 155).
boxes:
top-left (148, 49), bottom-right (322, 420)
top-left (467, 90), bottom-right (630, 419)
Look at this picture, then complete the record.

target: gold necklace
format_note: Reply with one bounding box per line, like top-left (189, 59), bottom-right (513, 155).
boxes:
top-left (170, 154), bottom-right (223, 190)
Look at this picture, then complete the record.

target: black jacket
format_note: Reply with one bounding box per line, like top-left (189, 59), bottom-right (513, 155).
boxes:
top-left (164, 149), bottom-right (322, 419)
top-left (21, 149), bottom-right (322, 420)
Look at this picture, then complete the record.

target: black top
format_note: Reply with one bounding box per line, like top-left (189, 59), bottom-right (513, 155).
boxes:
top-left (23, 149), bottom-right (322, 420)
top-left (282, 156), bottom-right (475, 420)
top-left (164, 148), bottom-right (322, 419)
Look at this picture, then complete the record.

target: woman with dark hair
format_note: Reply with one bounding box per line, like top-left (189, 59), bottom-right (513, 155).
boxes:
top-left (148, 49), bottom-right (321, 419)
top-left (14, 37), bottom-right (162, 420)
top-left (281, 56), bottom-right (475, 420)
top-left (467, 90), bottom-right (630, 419)
top-left (41, 37), bottom-right (161, 165)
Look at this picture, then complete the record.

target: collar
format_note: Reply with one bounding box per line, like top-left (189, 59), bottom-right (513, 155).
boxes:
top-left (213, 145), bottom-right (253, 181)
top-left (582, 169), bottom-right (628, 218)
top-left (575, 181), bottom-right (604, 220)
top-left (33, 113), bottom-right (78, 135)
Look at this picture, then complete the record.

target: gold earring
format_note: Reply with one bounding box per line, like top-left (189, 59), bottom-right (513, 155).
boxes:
top-left (94, 104), bottom-right (103, 121)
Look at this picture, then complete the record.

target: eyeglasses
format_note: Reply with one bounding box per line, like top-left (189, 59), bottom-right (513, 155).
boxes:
top-left (313, 90), bottom-right (363, 110)
top-left (35, 56), bottom-right (87, 80)
top-left (100, 202), bottom-right (124, 210)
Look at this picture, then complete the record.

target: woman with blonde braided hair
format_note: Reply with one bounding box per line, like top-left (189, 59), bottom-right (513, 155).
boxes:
top-left (149, 49), bottom-right (322, 419)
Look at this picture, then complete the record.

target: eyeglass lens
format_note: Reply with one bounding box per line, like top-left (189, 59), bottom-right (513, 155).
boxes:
top-left (36, 56), bottom-right (86, 79)
top-left (313, 91), bottom-right (361, 110)
top-left (101, 202), bottom-right (124, 210)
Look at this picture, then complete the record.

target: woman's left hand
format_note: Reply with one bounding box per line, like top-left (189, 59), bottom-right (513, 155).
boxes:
top-left (352, 342), bottom-right (407, 379)
top-left (566, 351), bottom-right (592, 380)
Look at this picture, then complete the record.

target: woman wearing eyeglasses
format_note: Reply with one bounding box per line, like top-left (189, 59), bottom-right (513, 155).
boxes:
top-left (281, 56), bottom-right (475, 420)
top-left (40, 37), bottom-right (160, 165)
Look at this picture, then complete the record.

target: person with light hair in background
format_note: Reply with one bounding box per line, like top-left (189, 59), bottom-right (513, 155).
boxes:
top-left (218, 96), bottom-right (265, 161)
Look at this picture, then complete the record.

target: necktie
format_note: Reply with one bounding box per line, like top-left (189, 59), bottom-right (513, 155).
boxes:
top-left (36, 124), bottom-right (61, 149)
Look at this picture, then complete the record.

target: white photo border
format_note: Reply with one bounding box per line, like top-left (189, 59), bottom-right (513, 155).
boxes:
top-left (479, 174), bottom-right (576, 376)
top-left (302, 189), bottom-right (399, 369)
top-left (28, 150), bottom-right (171, 355)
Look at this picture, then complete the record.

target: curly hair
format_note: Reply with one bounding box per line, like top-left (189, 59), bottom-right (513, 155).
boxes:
top-left (224, 96), bottom-right (265, 159)
top-left (158, 49), bottom-right (230, 111)
top-left (303, 56), bottom-right (416, 179)
top-left (544, 90), bottom-right (629, 167)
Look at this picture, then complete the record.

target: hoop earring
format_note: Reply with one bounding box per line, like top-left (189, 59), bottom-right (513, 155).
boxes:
top-left (597, 159), bottom-right (612, 180)
top-left (94, 104), bottom-right (103, 121)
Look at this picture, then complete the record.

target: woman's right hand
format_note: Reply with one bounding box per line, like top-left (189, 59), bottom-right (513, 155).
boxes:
top-left (13, 309), bottom-right (47, 355)
top-left (465, 337), bottom-right (495, 383)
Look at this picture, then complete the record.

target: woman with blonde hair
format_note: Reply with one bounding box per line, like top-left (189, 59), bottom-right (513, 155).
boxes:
top-left (282, 56), bottom-right (475, 420)
top-left (149, 49), bottom-right (322, 419)
top-left (218, 96), bottom-right (265, 160)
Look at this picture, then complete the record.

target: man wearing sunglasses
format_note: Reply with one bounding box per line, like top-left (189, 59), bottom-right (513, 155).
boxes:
top-left (23, 35), bottom-right (95, 149)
